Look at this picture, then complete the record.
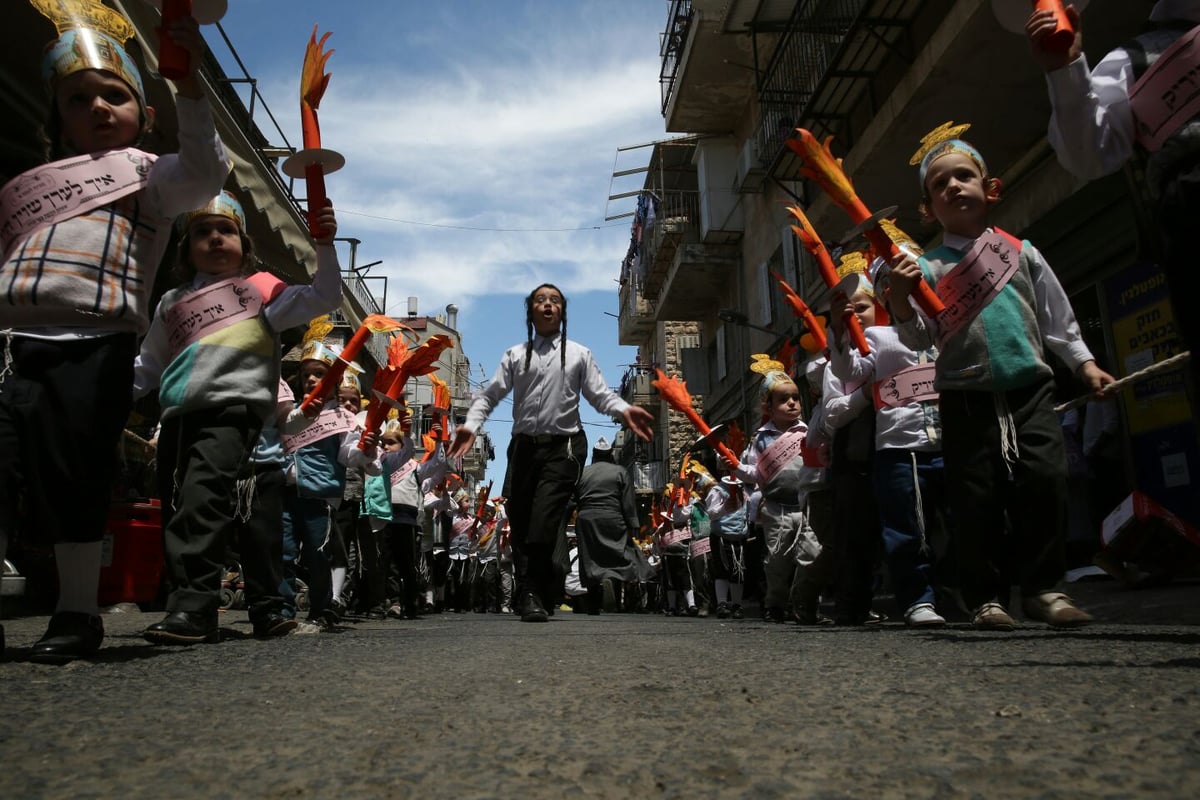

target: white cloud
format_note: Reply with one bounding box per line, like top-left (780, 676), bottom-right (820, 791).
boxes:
top-left (249, 31), bottom-right (664, 310)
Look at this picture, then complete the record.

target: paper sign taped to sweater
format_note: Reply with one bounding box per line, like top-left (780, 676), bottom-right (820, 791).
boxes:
top-left (165, 276), bottom-right (263, 357)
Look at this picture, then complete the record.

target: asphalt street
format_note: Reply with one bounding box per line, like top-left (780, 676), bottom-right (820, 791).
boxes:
top-left (2, 578), bottom-right (1199, 799)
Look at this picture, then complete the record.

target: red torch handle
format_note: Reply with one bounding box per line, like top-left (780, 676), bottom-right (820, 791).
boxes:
top-left (157, 0), bottom-right (193, 81)
top-left (1033, 0), bottom-right (1076, 53)
top-left (304, 162), bottom-right (327, 239)
top-left (861, 228), bottom-right (946, 317)
top-left (810, 242), bottom-right (871, 356)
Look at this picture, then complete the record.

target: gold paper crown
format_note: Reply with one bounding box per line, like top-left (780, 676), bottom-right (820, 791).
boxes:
top-left (301, 315), bottom-right (334, 347)
top-left (909, 121), bottom-right (972, 166)
top-left (686, 460), bottom-right (716, 488)
top-left (749, 354), bottom-right (784, 375)
top-left (878, 219), bottom-right (922, 257)
top-left (32, 0), bottom-right (135, 40)
top-left (835, 251), bottom-right (869, 280)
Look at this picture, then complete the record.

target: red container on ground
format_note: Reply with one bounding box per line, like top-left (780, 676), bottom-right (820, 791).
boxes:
top-left (98, 500), bottom-right (164, 606)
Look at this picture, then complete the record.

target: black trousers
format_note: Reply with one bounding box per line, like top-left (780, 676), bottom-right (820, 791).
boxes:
top-left (502, 431), bottom-right (586, 604)
top-left (384, 518), bottom-right (420, 612)
top-left (0, 333), bottom-right (135, 544)
top-left (157, 405), bottom-right (261, 614)
top-left (939, 380), bottom-right (1067, 610)
top-left (1158, 162), bottom-right (1200, 394)
top-left (229, 463), bottom-right (288, 622)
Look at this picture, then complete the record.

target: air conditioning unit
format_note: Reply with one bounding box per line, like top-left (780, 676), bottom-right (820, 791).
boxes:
top-left (633, 372), bottom-right (654, 398)
top-left (734, 139), bottom-right (766, 194)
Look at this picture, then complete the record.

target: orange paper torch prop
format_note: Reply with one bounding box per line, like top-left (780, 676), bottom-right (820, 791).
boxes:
top-left (300, 314), bottom-right (404, 414)
top-left (151, 0), bottom-right (227, 80)
top-left (281, 26), bottom-right (344, 239)
top-left (357, 333), bottom-right (454, 450)
top-left (427, 373), bottom-right (453, 443)
top-left (785, 205), bottom-right (870, 356)
top-left (651, 369), bottom-right (740, 467)
top-left (785, 130), bottom-right (945, 319)
top-left (769, 270), bottom-right (827, 353)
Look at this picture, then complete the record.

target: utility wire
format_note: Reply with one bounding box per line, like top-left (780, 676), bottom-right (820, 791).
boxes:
top-left (339, 208), bottom-right (628, 233)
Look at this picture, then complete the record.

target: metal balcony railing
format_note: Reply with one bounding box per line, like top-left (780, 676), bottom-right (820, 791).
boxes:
top-left (659, 0), bottom-right (694, 115)
top-left (754, 0), bottom-right (868, 166)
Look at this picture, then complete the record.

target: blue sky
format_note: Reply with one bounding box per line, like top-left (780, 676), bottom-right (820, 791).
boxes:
top-left (209, 1), bottom-right (671, 484)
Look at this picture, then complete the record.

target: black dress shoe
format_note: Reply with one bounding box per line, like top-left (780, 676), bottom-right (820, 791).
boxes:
top-left (29, 612), bottom-right (104, 664)
top-left (520, 594), bottom-right (549, 623)
top-left (252, 613), bottom-right (298, 639)
top-left (143, 611), bottom-right (219, 645)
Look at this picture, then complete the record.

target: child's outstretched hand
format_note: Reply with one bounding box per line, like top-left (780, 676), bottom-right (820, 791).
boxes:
top-left (360, 429), bottom-right (379, 454)
top-left (163, 14), bottom-right (206, 98)
top-left (1077, 360), bottom-right (1117, 399)
top-left (302, 395), bottom-right (325, 418)
top-left (884, 251), bottom-right (922, 322)
top-left (1025, 5), bottom-right (1083, 73)
top-left (314, 202), bottom-right (337, 246)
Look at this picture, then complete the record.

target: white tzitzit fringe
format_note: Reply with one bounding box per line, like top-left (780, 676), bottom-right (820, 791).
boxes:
top-left (234, 472), bottom-right (257, 523)
top-left (994, 392), bottom-right (1020, 475)
top-left (909, 451), bottom-right (930, 556)
top-left (0, 329), bottom-right (14, 391)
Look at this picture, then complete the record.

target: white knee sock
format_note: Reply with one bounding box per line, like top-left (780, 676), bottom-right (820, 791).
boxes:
top-left (330, 567), bottom-right (347, 601)
top-left (685, 589), bottom-right (695, 608)
top-left (55, 541), bottom-right (102, 616)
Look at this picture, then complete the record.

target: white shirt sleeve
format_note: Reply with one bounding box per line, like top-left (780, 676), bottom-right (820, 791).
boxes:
top-left (580, 347), bottom-right (631, 420)
top-left (1026, 242), bottom-right (1096, 372)
top-left (465, 350), bottom-right (516, 434)
top-left (262, 244), bottom-right (344, 332)
top-left (1045, 51), bottom-right (1137, 181)
top-left (142, 96), bottom-right (232, 219)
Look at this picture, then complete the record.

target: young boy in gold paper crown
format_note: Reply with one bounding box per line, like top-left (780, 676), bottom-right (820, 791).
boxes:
top-left (830, 235), bottom-right (951, 628)
top-left (0, 3), bottom-right (228, 662)
top-left (887, 123), bottom-right (1114, 630)
top-left (733, 361), bottom-right (828, 625)
top-left (133, 193), bottom-right (348, 643)
top-left (279, 336), bottom-right (380, 629)
top-left (822, 253), bottom-right (887, 627)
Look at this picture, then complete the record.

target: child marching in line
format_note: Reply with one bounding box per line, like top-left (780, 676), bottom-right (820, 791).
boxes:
top-left (0, 8), bottom-right (228, 662)
top-left (473, 500), bottom-right (502, 613)
top-left (226, 376), bottom-right (322, 640)
top-left (134, 191), bottom-right (347, 644)
top-left (329, 373), bottom-right (367, 615)
top-left (279, 339), bottom-right (381, 629)
top-left (660, 480), bottom-right (698, 616)
top-left (446, 489), bottom-right (475, 612)
top-left (813, 263), bottom-right (887, 627)
top-left (380, 410), bottom-right (445, 619)
top-left (829, 252), bottom-right (950, 628)
top-left (706, 471), bottom-right (749, 620)
top-left (733, 365), bottom-right (826, 625)
top-left (888, 124), bottom-right (1114, 629)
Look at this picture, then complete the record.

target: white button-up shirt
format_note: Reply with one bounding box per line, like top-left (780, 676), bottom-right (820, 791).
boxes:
top-left (465, 334), bottom-right (630, 436)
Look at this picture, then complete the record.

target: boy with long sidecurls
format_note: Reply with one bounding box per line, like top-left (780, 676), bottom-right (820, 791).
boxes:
top-left (448, 284), bottom-right (655, 622)
top-left (887, 125), bottom-right (1114, 630)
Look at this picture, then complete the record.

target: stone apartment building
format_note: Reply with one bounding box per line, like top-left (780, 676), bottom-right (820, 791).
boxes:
top-left (613, 0), bottom-right (1197, 526)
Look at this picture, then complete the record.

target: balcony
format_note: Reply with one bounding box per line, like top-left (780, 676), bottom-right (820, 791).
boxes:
top-left (618, 278), bottom-right (656, 346)
top-left (654, 242), bottom-right (740, 321)
top-left (660, 0), bottom-right (794, 134)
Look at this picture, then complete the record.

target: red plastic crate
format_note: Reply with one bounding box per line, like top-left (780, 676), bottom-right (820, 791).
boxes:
top-left (98, 500), bottom-right (164, 606)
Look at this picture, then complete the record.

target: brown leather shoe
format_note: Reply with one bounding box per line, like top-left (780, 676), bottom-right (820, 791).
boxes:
top-left (972, 602), bottom-right (1016, 631)
top-left (1022, 593), bottom-right (1093, 628)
